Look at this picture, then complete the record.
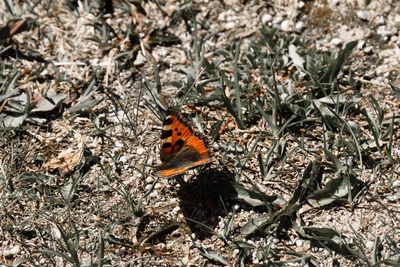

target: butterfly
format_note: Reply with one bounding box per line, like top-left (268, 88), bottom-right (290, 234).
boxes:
top-left (157, 109), bottom-right (211, 177)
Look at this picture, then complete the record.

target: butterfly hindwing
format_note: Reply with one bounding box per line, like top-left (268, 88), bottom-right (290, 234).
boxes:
top-left (157, 110), bottom-right (211, 177)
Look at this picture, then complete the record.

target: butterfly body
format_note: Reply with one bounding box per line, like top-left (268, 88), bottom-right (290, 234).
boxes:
top-left (157, 110), bottom-right (211, 177)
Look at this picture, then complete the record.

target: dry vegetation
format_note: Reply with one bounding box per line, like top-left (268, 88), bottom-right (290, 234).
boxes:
top-left (1, 0), bottom-right (400, 266)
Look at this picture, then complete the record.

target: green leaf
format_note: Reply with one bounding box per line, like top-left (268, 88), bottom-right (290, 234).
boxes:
top-left (0, 88), bottom-right (21, 102)
top-left (195, 246), bottom-right (229, 265)
top-left (218, 73), bottom-right (244, 128)
top-left (0, 114), bottom-right (27, 127)
top-left (288, 44), bottom-right (305, 71)
top-left (324, 149), bottom-right (344, 172)
top-left (68, 98), bottom-right (103, 114)
top-left (312, 99), bottom-right (342, 131)
top-left (229, 183), bottom-right (285, 208)
top-left (233, 42), bottom-right (245, 129)
top-left (31, 94), bottom-right (67, 113)
top-left (241, 161), bottom-right (322, 236)
top-left (140, 221), bottom-right (179, 244)
top-left (288, 160), bottom-right (321, 207)
top-left (362, 108), bottom-right (383, 156)
top-left (386, 191), bottom-right (400, 202)
top-left (320, 40), bottom-right (358, 84)
top-left (389, 81), bottom-right (400, 99)
top-left (300, 172), bottom-right (365, 213)
top-left (294, 224), bottom-right (364, 259)
top-left (241, 213), bottom-right (274, 236)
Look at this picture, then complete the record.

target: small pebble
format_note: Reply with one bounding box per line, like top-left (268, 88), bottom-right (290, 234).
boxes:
top-left (280, 20), bottom-right (291, 32)
top-left (115, 141), bottom-right (124, 148)
top-left (295, 21), bottom-right (304, 31)
top-left (261, 14), bottom-right (273, 24)
top-left (146, 158), bottom-right (154, 165)
top-left (225, 21), bottom-right (236, 29)
top-left (365, 240), bottom-right (375, 250)
top-left (331, 37), bottom-right (343, 46)
top-left (272, 15), bottom-right (283, 25)
top-left (217, 11), bottom-right (226, 21)
top-left (357, 40), bottom-right (365, 49)
top-left (145, 184), bottom-right (153, 190)
top-left (394, 14), bottom-right (400, 23)
top-left (363, 45), bottom-right (374, 55)
top-left (377, 26), bottom-right (393, 37)
top-left (356, 10), bottom-right (369, 21)
top-left (136, 147), bottom-right (144, 155)
top-left (172, 206), bottom-right (180, 213)
top-left (375, 16), bottom-right (385, 26)
top-left (3, 245), bottom-right (20, 256)
top-left (145, 176), bottom-right (154, 183)
top-left (120, 155), bottom-right (128, 163)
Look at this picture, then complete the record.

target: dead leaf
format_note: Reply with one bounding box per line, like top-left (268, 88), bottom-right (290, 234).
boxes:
top-left (44, 141), bottom-right (85, 175)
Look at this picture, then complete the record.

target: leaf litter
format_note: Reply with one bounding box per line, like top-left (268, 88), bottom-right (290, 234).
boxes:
top-left (1, 0), bottom-right (400, 266)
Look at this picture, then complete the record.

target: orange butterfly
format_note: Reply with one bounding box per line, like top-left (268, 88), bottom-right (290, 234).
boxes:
top-left (157, 110), bottom-right (211, 177)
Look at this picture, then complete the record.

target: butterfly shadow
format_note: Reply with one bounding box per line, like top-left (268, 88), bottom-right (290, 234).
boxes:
top-left (176, 167), bottom-right (236, 240)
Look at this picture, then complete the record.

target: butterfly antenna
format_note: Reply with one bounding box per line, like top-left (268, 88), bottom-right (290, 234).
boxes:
top-left (142, 76), bottom-right (169, 121)
top-left (176, 66), bottom-right (207, 107)
top-left (140, 39), bottom-right (161, 94)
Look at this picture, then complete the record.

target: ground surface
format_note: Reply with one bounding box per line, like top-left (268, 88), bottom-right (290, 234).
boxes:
top-left (0, 0), bottom-right (400, 266)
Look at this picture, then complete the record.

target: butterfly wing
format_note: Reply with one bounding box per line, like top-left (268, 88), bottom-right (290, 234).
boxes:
top-left (159, 112), bottom-right (190, 162)
top-left (158, 110), bottom-right (211, 177)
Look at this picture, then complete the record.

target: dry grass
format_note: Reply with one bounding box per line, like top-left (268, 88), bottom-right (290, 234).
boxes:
top-left (1, 0), bottom-right (400, 266)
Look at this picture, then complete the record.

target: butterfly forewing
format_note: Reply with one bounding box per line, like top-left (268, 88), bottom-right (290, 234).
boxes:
top-left (160, 113), bottom-right (192, 162)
